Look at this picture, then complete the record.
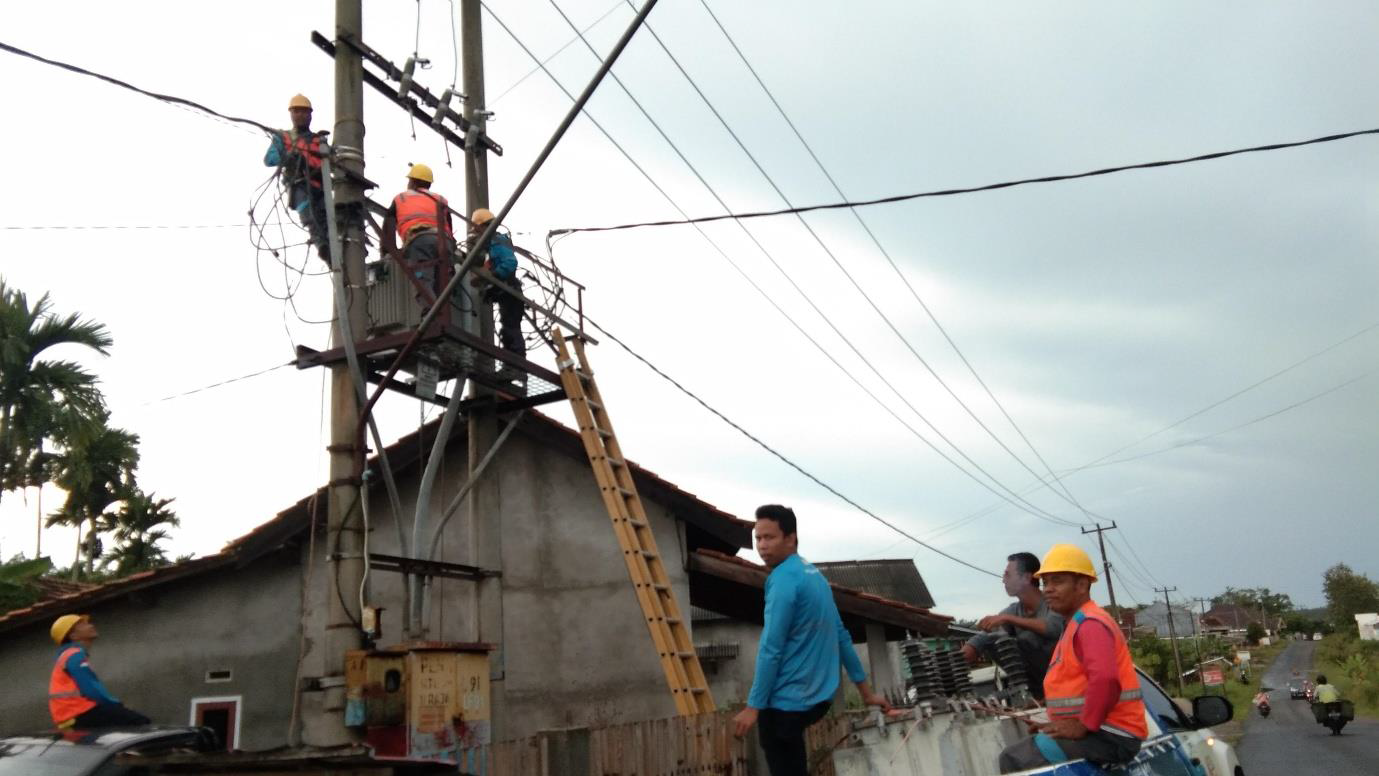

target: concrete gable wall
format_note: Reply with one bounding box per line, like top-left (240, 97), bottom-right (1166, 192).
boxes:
top-left (295, 424), bottom-right (693, 743)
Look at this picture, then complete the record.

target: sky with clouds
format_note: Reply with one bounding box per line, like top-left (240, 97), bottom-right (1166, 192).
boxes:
top-left (1, 0), bottom-right (1376, 620)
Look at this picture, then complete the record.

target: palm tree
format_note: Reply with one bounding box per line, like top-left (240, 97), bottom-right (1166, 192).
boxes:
top-left (0, 277), bottom-right (112, 503)
top-left (104, 490), bottom-right (179, 575)
top-left (45, 417), bottom-right (139, 578)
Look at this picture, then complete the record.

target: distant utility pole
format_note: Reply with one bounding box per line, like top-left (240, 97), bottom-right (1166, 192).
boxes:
top-left (321, 0), bottom-right (367, 743)
top-left (1081, 522), bottom-right (1119, 614)
top-left (1190, 596), bottom-right (1209, 687)
top-left (1156, 586), bottom-right (1185, 696)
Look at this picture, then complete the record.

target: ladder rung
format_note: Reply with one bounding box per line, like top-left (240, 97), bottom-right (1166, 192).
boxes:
top-left (596, 427), bottom-right (614, 438)
top-left (604, 456), bottom-right (625, 468)
top-left (576, 370), bottom-right (593, 382)
top-left (626, 517), bottom-right (647, 528)
top-left (584, 397), bottom-right (604, 411)
top-left (664, 616), bottom-right (681, 625)
top-left (688, 687), bottom-right (708, 694)
top-left (616, 486), bottom-right (635, 498)
top-left (652, 583), bottom-right (670, 592)
top-left (639, 550), bottom-right (658, 559)
top-left (673, 651), bottom-right (695, 658)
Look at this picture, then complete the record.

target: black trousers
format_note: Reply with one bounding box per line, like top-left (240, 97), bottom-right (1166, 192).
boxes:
top-left (757, 701), bottom-right (831, 776)
top-left (484, 278), bottom-right (526, 358)
top-left (73, 703), bottom-right (151, 729)
top-left (997, 730), bottom-right (1141, 773)
top-left (291, 184), bottom-right (330, 262)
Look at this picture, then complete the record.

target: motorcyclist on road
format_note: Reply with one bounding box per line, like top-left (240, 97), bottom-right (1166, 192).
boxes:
top-left (1314, 675), bottom-right (1340, 704)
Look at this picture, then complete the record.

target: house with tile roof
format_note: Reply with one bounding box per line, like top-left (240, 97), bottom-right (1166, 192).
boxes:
top-left (0, 412), bottom-right (952, 752)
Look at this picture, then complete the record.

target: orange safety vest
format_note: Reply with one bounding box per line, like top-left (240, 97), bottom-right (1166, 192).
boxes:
top-left (281, 130), bottom-right (323, 188)
top-left (49, 645), bottom-right (98, 725)
top-left (1043, 600), bottom-right (1148, 739)
top-left (393, 189), bottom-right (453, 242)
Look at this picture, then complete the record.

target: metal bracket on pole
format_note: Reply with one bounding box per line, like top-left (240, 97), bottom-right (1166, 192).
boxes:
top-left (311, 31), bottom-right (503, 156)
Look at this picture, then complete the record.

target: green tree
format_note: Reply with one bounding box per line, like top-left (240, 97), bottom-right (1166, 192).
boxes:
top-left (0, 278), bottom-right (112, 501)
top-left (1322, 564), bottom-right (1379, 630)
top-left (44, 417), bottom-right (139, 578)
top-left (1212, 586), bottom-right (1294, 617)
top-left (103, 491), bottom-right (179, 575)
top-left (0, 555), bottom-right (53, 611)
top-left (1130, 636), bottom-right (1178, 687)
top-left (1245, 622), bottom-right (1266, 645)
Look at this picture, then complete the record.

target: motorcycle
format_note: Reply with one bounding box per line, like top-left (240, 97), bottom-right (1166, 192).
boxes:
top-left (1311, 700), bottom-right (1355, 735)
top-left (1254, 689), bottom-right (1272, 718)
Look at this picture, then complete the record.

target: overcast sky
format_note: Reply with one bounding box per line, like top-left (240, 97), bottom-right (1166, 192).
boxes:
top-left (2, 1), bottom-right (1376, 620)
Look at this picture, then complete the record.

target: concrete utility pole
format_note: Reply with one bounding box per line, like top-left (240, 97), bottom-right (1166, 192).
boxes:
top-left (1081, 522), bottom-right (1119, 614)
top-left (460, 0), bottom-right (507, 732)
top-left (1155, 586), bottom-right (1185, 696)
top-left (321, 0), bottom-right (367, 742)
top-left (1190, 596), bottom-right (1208, 687)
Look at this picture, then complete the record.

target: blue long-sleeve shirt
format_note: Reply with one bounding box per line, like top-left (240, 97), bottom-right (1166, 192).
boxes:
top-left (485, 232), bottom-right (518, 280)
top-left (747, 554), bottom-right (866, 711)
top-left (58, 645), bottom-right (119, 706)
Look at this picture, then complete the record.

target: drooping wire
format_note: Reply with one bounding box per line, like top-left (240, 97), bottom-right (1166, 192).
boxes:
top-left (0, 39), bottom-right (277, 136)
top-left (627, 0), bottom-right (1098, 526)
top-left (583, 315), bottom-right (999, 579)
top-left (141, 362), bottom-right (294, 405)
top-left (549, 127), bottom-right (1379, 235)
top-left (545, 0), bottom-right (1082, 529)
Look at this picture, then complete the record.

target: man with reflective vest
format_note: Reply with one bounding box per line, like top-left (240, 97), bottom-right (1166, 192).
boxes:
top-left (49, 614), bottom-right (151, 729)
top-left (468, 208), bottom-right (527, 367)
top-left (998, 544), bottom-right (1147, 772)
top-left (264, 94), bottom-right (330, 261)
top-left (382, 163), bottom-right (454, 307)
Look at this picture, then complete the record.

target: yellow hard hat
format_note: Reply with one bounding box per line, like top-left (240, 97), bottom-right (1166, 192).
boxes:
top-left (1034, 543), bottom-right (1097, 580)
top-left (407, 163), bottom-right (434, 184)
top-left (470, 208), bottom-right (495, 225)
top-left (288, 94), bottom-right (313, 110)
top-left (50, 614), bottom-right (88, 645)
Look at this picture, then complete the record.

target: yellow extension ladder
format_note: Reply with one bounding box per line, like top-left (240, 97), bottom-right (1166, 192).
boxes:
top-left (552, 329), bottom-right (716, 715)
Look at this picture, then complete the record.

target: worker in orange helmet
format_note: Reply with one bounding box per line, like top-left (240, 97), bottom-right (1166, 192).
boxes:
top-left (264, 94), bottom-right (330, 262)
top-left (997, 544), bottom-right (1147, 772)
top-left (382, 163), bottom-right (454, 307)
top-left (49, 615), bottom-right (151, 729)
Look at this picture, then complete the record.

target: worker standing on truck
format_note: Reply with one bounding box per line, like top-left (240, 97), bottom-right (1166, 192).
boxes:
top-left (733, 505), bottom-right (892, 776)
top-left (997, 544), bottom-right (1147, 773)
top-left (963, 551), bottom-right (1064, 700)
top-left (49, 615), bottom-right (151, 729)
top-left (382, 163), bottom-right (454, 305)
top-left (263, 94), bottom-right (330, 262)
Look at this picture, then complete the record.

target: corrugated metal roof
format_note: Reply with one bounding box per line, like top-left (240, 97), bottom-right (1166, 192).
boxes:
top-left (813, 559), bottom-right (935, 609)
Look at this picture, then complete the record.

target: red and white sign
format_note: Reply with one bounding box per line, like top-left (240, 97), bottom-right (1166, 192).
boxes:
top-left (1203, 667), bottom-right (1225, 686)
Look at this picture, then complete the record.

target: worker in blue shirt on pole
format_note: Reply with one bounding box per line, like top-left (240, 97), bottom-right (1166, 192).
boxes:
top-left (733, 505), bottom-right (891, 775)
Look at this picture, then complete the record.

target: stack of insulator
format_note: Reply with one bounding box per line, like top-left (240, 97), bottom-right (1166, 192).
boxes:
top-left (992, 634), bottom-right (1029, 694)
top-left (901, 640), bottom-right (942, 702)
top-left (941, 647), bottom-right (973, 697)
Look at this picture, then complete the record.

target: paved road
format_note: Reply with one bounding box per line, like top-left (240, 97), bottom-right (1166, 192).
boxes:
top-left (1236, 640), bottom-right (1379, 775)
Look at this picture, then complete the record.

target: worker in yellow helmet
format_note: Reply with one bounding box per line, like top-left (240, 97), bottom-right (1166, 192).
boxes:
top-left (997, 544), bottom-right (1146, 773)
top-left (49, 615), bottom-right (151, 729)
top-left (382, 164), bottom-right (454, 306)
top-left (467, 208), bottom-right (527, 377)
top-left (263, 94), bottom-right (330, 262)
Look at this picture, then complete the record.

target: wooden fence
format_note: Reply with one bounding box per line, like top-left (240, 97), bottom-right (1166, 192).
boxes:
top-left (482, 708), bottom-right (860, 776)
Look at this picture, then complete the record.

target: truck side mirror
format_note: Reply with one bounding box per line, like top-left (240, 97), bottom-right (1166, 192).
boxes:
top-left (1193, 695), bottom-right (1233, 727)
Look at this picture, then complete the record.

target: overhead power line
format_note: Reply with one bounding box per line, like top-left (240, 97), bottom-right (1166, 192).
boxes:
top-left (584, 315), bottom-right (999, 579)
top-left (672, 0), bottom-right (1097, 526)
top-left (549, 126), bottom-right (1379, 235)
top-left (0, 39), bottom-right (276, 136)
top-left (1, 223), bottom-right (249, 231)
top-left (142, 362), bottom-right (293, 405)
top-left (545, 0), bottom-right (1081, 530)
top-left (491, 0), bottom-right (626, 104)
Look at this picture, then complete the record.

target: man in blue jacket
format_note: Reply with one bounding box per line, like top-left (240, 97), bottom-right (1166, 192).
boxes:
top-left (468, 208), bottom-right (526, 368)
top-left (733, 505), bottom-right (891, 775)
top-left (49, 615), bottom-right (150, 729)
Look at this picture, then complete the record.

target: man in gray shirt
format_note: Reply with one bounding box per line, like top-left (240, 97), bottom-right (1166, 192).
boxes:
top-left (962, 552), bottom-right (1064, 699)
